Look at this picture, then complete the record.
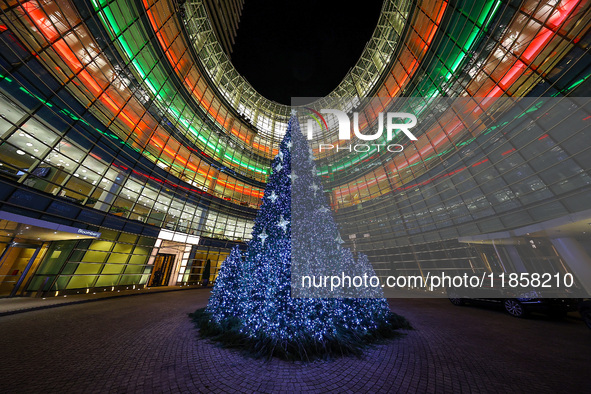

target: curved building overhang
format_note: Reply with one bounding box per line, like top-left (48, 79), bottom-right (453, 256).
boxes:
top-left (0, 0), bottom-right (589, 250)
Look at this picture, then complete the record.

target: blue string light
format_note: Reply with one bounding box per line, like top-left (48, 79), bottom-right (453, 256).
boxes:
top-left (204, 116), bottom-right (397, 358)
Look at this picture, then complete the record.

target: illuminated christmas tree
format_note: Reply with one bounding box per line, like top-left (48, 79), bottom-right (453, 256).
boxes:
top-left (205, 246), bottom-right (243, 325)
top-left (194, 115), bottom-right (408, 360)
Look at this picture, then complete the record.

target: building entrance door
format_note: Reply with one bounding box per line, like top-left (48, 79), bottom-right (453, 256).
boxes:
top-left (149, 254), bottom-right (175, 286)
top-left (0, 243), bottom-right (42, 297)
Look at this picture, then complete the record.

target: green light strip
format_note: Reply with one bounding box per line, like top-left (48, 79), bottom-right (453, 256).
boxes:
top-left (92, 0), bottom-right (268, 175)
top-left (319, 0), bottom-right (501, 175)
top-left (0, 73), bottom-right (13, 82)
top-left (552, 73), bottom-right (591, 96)
top-left (19, 86), bottom-right (53, 107)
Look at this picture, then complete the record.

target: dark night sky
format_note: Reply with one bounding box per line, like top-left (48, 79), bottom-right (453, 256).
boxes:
top-left (231, 1), bottom-right (384, 105)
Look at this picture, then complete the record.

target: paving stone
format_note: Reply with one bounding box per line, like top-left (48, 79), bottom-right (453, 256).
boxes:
top-left (0, 292), bottom-right (588, 393)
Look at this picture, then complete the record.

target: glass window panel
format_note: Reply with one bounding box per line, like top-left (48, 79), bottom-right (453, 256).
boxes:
top-left (95, 275), bottom-right (120, 287)
top-left (66, 275), bottom-right (97, 289)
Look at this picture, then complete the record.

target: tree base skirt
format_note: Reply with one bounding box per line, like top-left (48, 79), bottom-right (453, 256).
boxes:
top-left (190, 308), bottom-right (412, 361)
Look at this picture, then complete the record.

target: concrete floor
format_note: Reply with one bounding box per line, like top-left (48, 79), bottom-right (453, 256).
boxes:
top-left (0, 290), bottom-right (589, 393)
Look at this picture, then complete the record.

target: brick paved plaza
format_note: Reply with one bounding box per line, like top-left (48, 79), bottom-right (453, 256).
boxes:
top-left (0, 289), bottom-right (588, 393)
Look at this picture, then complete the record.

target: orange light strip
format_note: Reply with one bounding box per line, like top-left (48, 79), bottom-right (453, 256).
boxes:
top-left (19, 0), bottom-right (265, 201)
top-left (141, 0), bottom-right (273, 156)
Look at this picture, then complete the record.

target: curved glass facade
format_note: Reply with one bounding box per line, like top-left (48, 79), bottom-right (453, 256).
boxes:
top-left (0, 0), bottom-right (589, 297)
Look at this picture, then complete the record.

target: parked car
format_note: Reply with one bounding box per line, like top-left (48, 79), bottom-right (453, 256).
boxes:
top-left (578, 300), bottom-right (591, 329)
top-left (447, 287), bottom-right (580, 318)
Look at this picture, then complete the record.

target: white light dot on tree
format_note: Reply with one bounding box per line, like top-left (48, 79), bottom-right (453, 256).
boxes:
top-left (317, 206), bottom-right (330, 214)
top-left (258, 228), bottom-right (268, 246)
top-left (276, 214), bottom-right (290, 233)
top-left (267, 191), bottom-right (278, 203)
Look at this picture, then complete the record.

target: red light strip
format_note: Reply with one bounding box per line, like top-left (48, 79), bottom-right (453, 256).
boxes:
top-left (20, 0), bottom-right (264, 200)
